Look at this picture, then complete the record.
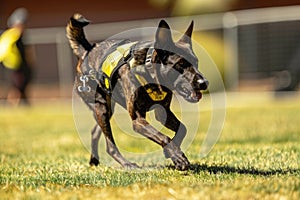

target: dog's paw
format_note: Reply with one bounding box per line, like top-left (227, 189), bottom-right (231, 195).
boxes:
top-left (89, 156), bottom-right (100, 166)
top-left (171, 152), bottom-right (190, 171)
top-left (163, 142), bottom-right (190, 171)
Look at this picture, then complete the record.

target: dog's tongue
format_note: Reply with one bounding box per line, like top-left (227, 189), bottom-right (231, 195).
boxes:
top-left (191, 91), bottom-right (202, 100)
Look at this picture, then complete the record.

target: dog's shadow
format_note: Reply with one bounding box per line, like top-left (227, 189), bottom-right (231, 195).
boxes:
top-left (167, 163), bottom-right (299, 176)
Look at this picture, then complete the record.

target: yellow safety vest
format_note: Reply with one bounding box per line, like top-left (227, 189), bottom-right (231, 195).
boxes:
top-left (100, 41), bottom-right (167, 101)
top-left (0, 27), bottom-right (22, 70)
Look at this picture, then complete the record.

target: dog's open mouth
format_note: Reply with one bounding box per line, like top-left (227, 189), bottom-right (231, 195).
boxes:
top-left (179, 87), bottom-right (202, 103)
top-left (190, 91), bottom-right (202, 102)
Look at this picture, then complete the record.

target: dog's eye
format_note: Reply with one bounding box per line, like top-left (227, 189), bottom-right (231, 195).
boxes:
top-left (172, 59), bottom-right (188, 74)
top-left (178, 60), bottom-right (184, 65)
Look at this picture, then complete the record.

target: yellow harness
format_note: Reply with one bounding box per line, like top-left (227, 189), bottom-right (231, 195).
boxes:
top-left (101, 41), bottom-right (137, 89)
top-left (99, 41), bottom-right (167, 101)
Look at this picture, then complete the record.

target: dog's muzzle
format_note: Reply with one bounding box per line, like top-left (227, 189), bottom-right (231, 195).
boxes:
top-left (175, 76), bottom-right (209, 103)
top-left (175, 83), bottom-right (202, 103)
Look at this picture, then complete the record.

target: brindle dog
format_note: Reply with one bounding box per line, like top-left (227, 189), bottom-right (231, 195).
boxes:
top-left (66, 14), bottom-right (208, 170)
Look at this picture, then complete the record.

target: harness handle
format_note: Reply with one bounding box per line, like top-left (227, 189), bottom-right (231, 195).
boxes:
top-left (77, 75), bottom-right (91, 92)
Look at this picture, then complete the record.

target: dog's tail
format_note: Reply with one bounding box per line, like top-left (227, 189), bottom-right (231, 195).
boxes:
top-left (66, 13), bottom-right (93, 58)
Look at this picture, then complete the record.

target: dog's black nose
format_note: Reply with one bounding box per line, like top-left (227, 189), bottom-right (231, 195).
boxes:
top-left (197, 79), bottom-right (209, 90)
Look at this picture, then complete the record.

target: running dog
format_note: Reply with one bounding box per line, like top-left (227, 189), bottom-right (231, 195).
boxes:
top-left (66, 14), bottom-right (208, 170)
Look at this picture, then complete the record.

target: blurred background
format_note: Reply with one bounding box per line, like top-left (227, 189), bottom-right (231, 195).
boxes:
top-left (0, 0), bottom-right (300, 101)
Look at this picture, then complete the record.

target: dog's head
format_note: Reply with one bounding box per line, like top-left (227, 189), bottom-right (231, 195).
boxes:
top-left (154, 20), bottom-right (209, 103)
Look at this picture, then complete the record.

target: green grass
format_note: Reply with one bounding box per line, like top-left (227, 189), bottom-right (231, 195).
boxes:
top-left (0, 94), bottom-right (300, 200)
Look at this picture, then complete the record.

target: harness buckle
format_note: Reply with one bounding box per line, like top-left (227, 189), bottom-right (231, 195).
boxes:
top-left (88, 70), bottom-right (97, 80)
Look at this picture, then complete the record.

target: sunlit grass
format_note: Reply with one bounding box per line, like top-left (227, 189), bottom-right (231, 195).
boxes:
top-left (0, 94), bottom-right (299, 199)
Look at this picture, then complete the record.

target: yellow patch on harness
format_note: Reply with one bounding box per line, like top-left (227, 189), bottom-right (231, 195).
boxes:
top-left (135, 74), bottom-right (167, 101)
top-left (146, 88), bottom-right (167, 101)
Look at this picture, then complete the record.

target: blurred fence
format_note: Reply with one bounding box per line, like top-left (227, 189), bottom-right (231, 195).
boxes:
top-left (230, 6), bottom-right (300, 90)
top-left (1, 5), bottom-right (299, 97)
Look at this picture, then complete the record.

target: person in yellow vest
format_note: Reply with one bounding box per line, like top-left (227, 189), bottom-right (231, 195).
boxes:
top-left (0, 8), bottom-right (32, 105)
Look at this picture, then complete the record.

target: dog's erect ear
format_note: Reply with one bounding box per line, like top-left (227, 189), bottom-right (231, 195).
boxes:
top-left (155, 20), bottom-right (174, 49)
top-left (178, 21), bottom-right (194, 45)
top-left (154, 20), bottom-right (175, 63)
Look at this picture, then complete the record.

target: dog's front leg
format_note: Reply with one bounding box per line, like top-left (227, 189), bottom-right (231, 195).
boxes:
top-left (154, 106), bottom-right (187, 157)
top-left (119, 65), bottom-right (190, 170)
top-left (132, 116), bottom-right (189, 170)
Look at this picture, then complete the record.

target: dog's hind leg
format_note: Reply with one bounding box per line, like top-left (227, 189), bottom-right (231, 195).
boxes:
top-left (94, 102), bottom-right (139, 169)
top-left (89, 124), bottom-right (101, 166)
top-left (89, 101), bottom-right (115, 166)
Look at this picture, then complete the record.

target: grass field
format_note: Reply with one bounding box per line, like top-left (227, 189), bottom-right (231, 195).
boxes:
top-left (0, 93), bottom-right (299, 200)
